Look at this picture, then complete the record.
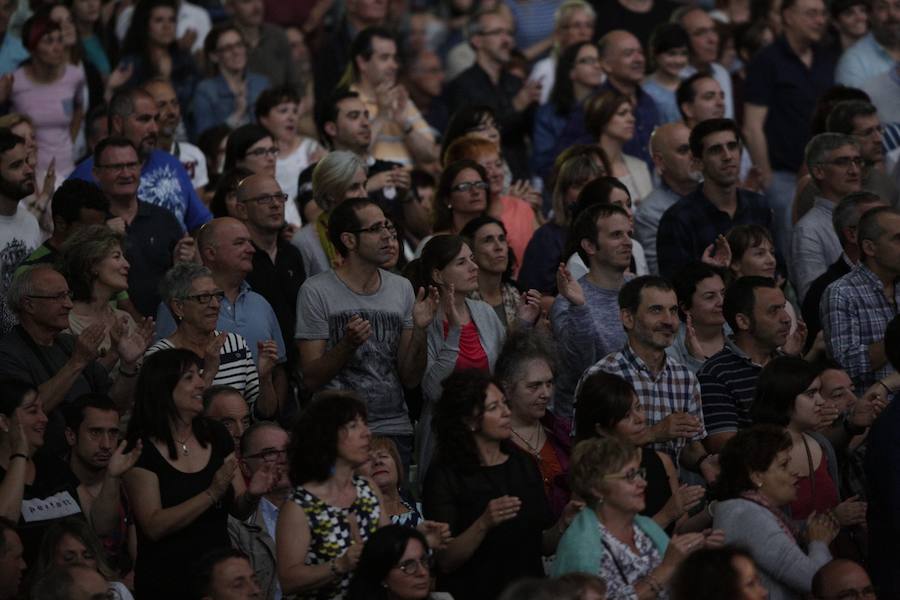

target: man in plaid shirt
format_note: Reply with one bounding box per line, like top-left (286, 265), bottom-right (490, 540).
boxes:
top-left (576, 276), bottom-right (716, 481)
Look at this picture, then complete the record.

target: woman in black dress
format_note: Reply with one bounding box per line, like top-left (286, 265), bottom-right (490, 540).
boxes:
top-left (574, 370), bottom-right (711, 534)
top-left (123, 349), bottom-right (276, 600)
top-left (422, 370), bottom-right (578, 600)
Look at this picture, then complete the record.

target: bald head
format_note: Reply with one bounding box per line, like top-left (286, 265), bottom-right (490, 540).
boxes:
top-left (651, 122), bottom-right (691, 155)
top-left (650, 122), bottom-right (697, 188)
top-left (235, 174), bottom-right (286, 234)
top-left (197, 217), bottom-right (256, 276)
top-left (236, 173), bottom-right (279, 203)
top-left (599, 30), bottom-right (645, 87)
top-left (811, 560), bottom-right (874, 599)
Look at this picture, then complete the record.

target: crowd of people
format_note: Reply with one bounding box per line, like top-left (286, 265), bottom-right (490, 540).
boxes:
top-left (0, 0), bottom-right (899, 598)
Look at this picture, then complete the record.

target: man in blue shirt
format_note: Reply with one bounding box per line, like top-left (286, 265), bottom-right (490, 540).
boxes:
top-left (68, 88), bottom-right (212, 233)
top-left (836, 0), bottom-right (900, 88)
top-left (0, 0), bottom-right (26, 76)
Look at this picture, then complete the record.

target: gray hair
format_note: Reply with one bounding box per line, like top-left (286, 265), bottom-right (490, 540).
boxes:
top-left (6, 265), bottom-right (57, 316)
top-left (858, 206), bottom-right (900, 260)
top-left (804, 132), bottom-right (859, 173)
top-left (159, 262), bottom-right (214, 302)
top-left (239, 420), bottom-right (287, 457)
top-left (832, 190), bottom-right (884, 246)
top-left (312, 150), bottom-right (367, 211)
top-left (494, 330), bottom-right (557, 396)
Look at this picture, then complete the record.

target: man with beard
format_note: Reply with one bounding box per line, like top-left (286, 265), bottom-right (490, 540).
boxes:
top-left (63, 394), bottom-right (139, 563)
top-left (69, 88), bottom-right (212, 233)
top-left (697, 276), bottom-right (792, 452)
top-left (656, 119), bottom-right (772, 280)
top-left (578, 276), bottom-right (713, 476)
top-left (837, 0), bottom-right (900, 88)
top-left (0, 129), bottom-right (40, 335)
top-left (142, 78), bottom-right (209, 194)
top-left (229, 422), bottom-right (291, 600)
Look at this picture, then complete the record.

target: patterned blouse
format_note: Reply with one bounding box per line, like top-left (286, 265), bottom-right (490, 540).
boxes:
top-left (390, 498), bottom-right (423, 528)
top-left (596, 519), bottom-right (666, 600)
top-left (288, 476), bottom-right (381, 600)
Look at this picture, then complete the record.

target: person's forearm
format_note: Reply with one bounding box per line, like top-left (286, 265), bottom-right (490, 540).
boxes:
top-left (403, 129), bottom-right (439, 164)
top-left (436, 518), bottom-right (488, 573)
top-left (90, 474), bottom-right (123, 536)
top-left (743, 125), bottom-right (771, 175)
top-left (398, 327), bottom-right (428, 388)
top-left (0, 457), bottom-right (27, 521)
top-left (679, 442), bottom-right (707, 472)
top-left (300, 341), bottom-right (355, 391)
top-left (280, 561), bottom-right (342, 594)
top-left (132, 488), bottom-right (217, 541)
top-left (632, 561), bottom-right (677, 600)
top-left (255, 369), bottom-right (280, 419)
top-left (39, 358), bottom-right (92, 413)
top-left (522, 37), bottom-right (554, 61)
top-left (231, 490), bottom-right (260, 520)
top-left (540, 519), bottom-right (566, 555)
top-left (108, 362), bottom-right (139, 412)
top-left (868, 341), bottom-right (887, 372)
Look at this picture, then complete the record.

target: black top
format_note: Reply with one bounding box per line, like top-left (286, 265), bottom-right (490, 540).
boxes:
top-left (422, 448), bottom-right (552, 600)
top-left (121, 201), bottom-right (183, 317)
top-left (801, 255), bottom-right (852, 350)
top-left (133, 419), bottom-right (234, 600)
top-left (640, 447), bottom-right (672, 529)
top-left (592, 0), bottom-right (680, 45)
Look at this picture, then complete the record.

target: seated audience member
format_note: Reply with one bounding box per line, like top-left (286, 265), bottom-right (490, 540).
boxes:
top-left (69, 89), bottom-right (212, 234)
top-left (585, 89), bottom-right (653, 205)
top-left (0, 518), bottom-right (26, 600)
top-left (256, 86), bottom-right (324, 226)
top-left (553, 436), bottom-right (721, 592)
top-left (230, 421), bottom-right (291, 600)
top-left (811, 559), bottom-right (878, 600)
top-left (357, 436), bottom-right (422, 526)
top-left (642, 24), bottom-right (691, 125)
top-left (669, 263), bottom-right (728, 374)
top-left (551, 204), bottom-right (632, 429)
top-left (802, 191), bottom-right (886, 345)
top-left (194, 23), bottom-right (270, 137)
top-left (670, 546), bottom-right (769, 600)
top-left (123, 349), bottom-right (272, 600)
top-left (191, 548), bottom-right (262, 600)
top-left (291, 150), bottom-right (369, 276)
top-left (91, 137), bottom-right (197, 317)
top-left (345, 525), bottom-right (434, 600)
top-left (28, 519), bottom-right (133, 600)
top-left (822, 206), bottom-right (900, 394)
top-left (574, 371), bottom-right (708, 533)
top-left (223, 124), bottom-right (278, 179)
top-left (792, 133), bottom-right (864, 302)
top-left (30, 565), bottom-right (110, 600)
top-left (423, 371), bottom-right (575, 600)
top-left (578, 276), bottom-right (712, 475)
top-left (713, 425), bottom-right (837, 598)
top-left (676, 73), bottom-right (727, 130)
top-left (657, 118), bottom-right (771, 279)
top-left (295, 198), bottom-right (434, 466)
top-left (635, 122), bottom-right (699, 276)
top-left (202, 386), bottom-right (252, 452)
top-left (697, 276), bottom-right (792, 453)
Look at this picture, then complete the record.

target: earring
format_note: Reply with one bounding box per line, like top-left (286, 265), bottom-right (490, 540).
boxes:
top-left (597, 496), bottom-right (604, 505)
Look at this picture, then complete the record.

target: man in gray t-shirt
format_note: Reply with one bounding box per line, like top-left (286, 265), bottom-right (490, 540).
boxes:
top-left (295, 197), bottom-right (436, 465)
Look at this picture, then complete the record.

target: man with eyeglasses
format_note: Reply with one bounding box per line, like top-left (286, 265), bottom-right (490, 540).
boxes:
top-left (229, 422), bottom-right (290, 600)
top-left (296, 197), bottom-right (437, 469)
top-left (69, 88), bottom-right (212, 234)
top-left (811, 559), bottom-right (878, 600)
top-left (792, 134), bottom-right (864, 302)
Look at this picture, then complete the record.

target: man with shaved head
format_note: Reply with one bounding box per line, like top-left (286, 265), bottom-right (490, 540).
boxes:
top-left (236, 173), bottom-right (306, 372)
top-left (811, 560), bottom-right (877, 599)
top-left (635, 122), bottom-right (699, 274)
top-left (599, 30), bottom-right (660, 166)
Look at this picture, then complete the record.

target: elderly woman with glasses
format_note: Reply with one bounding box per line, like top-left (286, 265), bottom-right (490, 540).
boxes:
top-left (146, 262), bottom-right (278, 419)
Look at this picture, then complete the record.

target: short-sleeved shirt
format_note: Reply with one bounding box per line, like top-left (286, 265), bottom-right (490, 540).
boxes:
top-left (294, 269), bottom-right (414, 435)
top-left (0, 205), bottom-right (42, 334)
top-left (835, 32), bottom-right (895, 89)
top-left (696, 340), bottom-right (767, 436)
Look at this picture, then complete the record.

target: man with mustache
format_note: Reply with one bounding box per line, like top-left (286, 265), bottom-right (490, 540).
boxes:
top-left (578, 276), bottom-right (712, 476)
top-left (697, 276), bottom-right (792, 453)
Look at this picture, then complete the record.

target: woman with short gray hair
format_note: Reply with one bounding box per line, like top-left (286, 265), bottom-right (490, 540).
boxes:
top-left (145, 262), bottom-right (278, 419)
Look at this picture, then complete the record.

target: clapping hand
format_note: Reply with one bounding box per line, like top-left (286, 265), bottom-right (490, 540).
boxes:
top-left (516, 289), bottom-right (542, 324)
top-left (257, 340), bottom-right (279, 379)
top-left (782, 320), bottom-right (809, 357)
top-left (412, 286), bottom-right (440, 329)
top-left (342, 315), bottom-right (372, 348)
top-left (653, 412), bottom-right (703, 441)
top-left (108, 439), bottom-right (142, 478)
top-left (440, 284), bottom-right (463, 327)
top-left (479, 496), bottom-right (522, 530)
top-left (115, 316), bottom-right (155, 365)
top-left (556, 264), bottom-right (584, 306)
top-left (701, 235), bottom-right (731, 268)
top-left (73, 322), bottom-right (107, 368)
top-left (417, 520), bottom-right (452, 550)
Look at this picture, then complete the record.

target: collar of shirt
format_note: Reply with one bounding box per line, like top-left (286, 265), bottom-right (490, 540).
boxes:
top-left (854, 261), bottom-right (895, 292)
top-left (812, 195), bottom-right (836, 213)
top-left (724, 336), bottom-right (779, 367)
top-left (622, 342), bottom-right (670, 380)
top-left (861, 32), bottom-right (893, 60)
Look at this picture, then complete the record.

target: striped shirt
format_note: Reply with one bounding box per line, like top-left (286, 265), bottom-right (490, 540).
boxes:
top-left (578, 343), bottom-right (706, 463)
top-left (696, 340), bottom-right (767, 437)
top-left (145, 331), bottom-right (261, 414)
top-left (821, 263), bottom-right (900, 393)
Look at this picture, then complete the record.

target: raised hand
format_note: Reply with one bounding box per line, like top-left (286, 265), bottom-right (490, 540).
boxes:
top-left (782, 319), bottom-right (809, 357)
top-left (702, 528), bottom-right (726, 548)
top-left (417, 520), bottom-right (452, 550)
top-left (174, 234), bottom-right (198, 263)
top-left (806, 511), bottom-right (839, 544)
top-left (107, 439), bottom-right (142, 478)
top-left (203, 332), bottom-right (228, 382)
top-left (257, 340), bottom-right (279, 379)
top-left (342, 314), bottom-right (372, 348)
top-left (832, 495), bottom-right (867, 527)
top-left (106, 63), bottom-right (133, 92)
top-left (684, 314), bottom-right (706, 360)
top-left (117, 316), bottom-right (155, 365)
top-left (701, 235), bottom-right (731, 268)
top-left (178, 28), bottom-right (198, 52)
top-left (851, 384), bottom-right (889, 427)
top-left (208, 457), bottom-right (237, 500)
top-left (6, 412), bottom-right (29, 456)
top-left (479, 496), bottom-right (522, 530)
top-left (815, 399), bottom-right (841, 431)
top-left (664, 532), bottom-right (707, 565)
top-left (247, 461), bottom-right (278, 497)
top-left (556, 264), bottom-right (585, 306)
top-left (665, 484), bottom-right (706, 519)
top-left (653, 412), bottom-right (703, 441)
top-left (73, 322), bottom-right (107, 368)
top-left (412, 286), bottom-right (440, 329)
top-left (440, 284), bottom-right (463, 328)
top-left (516, 289), bottom-right (542, 324)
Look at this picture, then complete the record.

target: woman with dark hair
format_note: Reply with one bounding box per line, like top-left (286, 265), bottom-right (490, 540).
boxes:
top-left (209, 166), bottom-right (253, 218)
top-left (426, 160), bottom-right (489, 244)
top-left (413, 234), bottom-right (506, 475)
top-left (532, 41), bottom-right (603, 182)
top-left (440, 105), bottom-right (502, 165)
top-left (750, 357), bottom-right (866, 527)
top-left (223, 123), bottom-right (278, 177)
top-left (422, 370), bottom-right (575, 600)
top-left (642, 23), bottom-right (691, 124)
top-left (575, 370), bottom-right (708, 533)
top-left (124, 349), bottom-right (275, 600)
top-left (713, 425), bottom-right (837, 599)
top-left (670, 545), bottom-right (768, 600)
top-left (118, 0), bottom-right (198, 115)
top-left (461, 215), bottom-right (541, 328)
top-left (669, 262), bottom-right (728, 373)
top-left (194, 23), bottom-right (270, 137)
top-left (346, 525), bottom-right (434, 600)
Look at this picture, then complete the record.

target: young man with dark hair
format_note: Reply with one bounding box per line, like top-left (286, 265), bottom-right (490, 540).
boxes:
top-left (0, 518), bottom-right (25, 600)
top-left (675, 73), bottom-right (725, 127)
top-left (192, 548), bottom-right (262, 600)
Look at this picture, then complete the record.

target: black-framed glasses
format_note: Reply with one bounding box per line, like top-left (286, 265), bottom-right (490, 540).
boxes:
top-left (396, 556), bottom-right (433, 575)
top-left (95, 161), bottom-right (141, 173)
top-left (352, 221), bottom-right (397, 236)
top-left (243, 192), bottom-right (288, 206)
top-left (243, 448), bottom-right (288, 462)
top-left (27, 290), bottom-right (74, 302)
top-left (451, 181), bottom-right (489, 194)
top-left (183, 291), bottom-right (226, 305)
top-left (824, 156), bottom-right (865, 169)
top-left (245, 147), bottom-right (279, 158)
top-left (604, 467), bottom-right (647, 482)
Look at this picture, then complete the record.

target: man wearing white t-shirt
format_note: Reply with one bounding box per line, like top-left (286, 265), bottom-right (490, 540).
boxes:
top-left (0, 128), bottom-right (41, 335)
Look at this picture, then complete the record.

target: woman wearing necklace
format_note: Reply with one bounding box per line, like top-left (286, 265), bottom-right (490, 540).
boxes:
top-left (494, 329), bottom-right (571, 519)
top-left (357, 436), bottom-right (423, 527)
top-left (554, 436), bottom-right (723, 598)
top-left (422, 370), bottom-right (579, 600)
top-left (124, 349), bottom-right (277, 600)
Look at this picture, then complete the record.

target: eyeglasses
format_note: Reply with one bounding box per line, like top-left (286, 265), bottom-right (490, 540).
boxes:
top-left (183, 291), bottom-right (226, 305)
top-left (604, 467), bottom-right (647, 482)
top-left (27, 290), bottom-right (74, 302)
top-left (243, 448), bottom-right (288, 462)
top-left (95, 161), bottom-right (141, 173)
top-left (352, 221), bottom-right (398, 236)
top-left (243, 192), bottom-right (288, 206)
top-left (245, 146), bottom-right (279, 158)
top-left (824, 156), bottom-right (865, 169)
top-left (216, 40), bottom-right (245, 54)
top-left (822, 586), bottom-right (878, 600)
top-left (451, 181), bottom-right (489, 193)
top-left (396, 556), bottom-right (433, 575)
